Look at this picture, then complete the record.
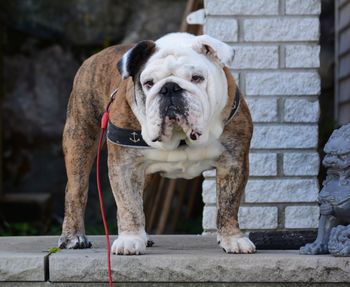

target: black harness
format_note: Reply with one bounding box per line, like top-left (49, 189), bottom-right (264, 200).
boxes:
top-left (107, 86), bottom-right (241, 148)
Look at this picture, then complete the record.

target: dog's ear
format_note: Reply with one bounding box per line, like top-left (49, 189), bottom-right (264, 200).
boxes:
top-left (117, 40), bottom-right (156, 80)
top-left (192, 35), bottom-right (235, 67)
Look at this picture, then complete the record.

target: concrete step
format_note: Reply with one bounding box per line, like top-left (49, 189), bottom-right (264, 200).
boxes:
top-left (0, 235), bottom-right (349, 286)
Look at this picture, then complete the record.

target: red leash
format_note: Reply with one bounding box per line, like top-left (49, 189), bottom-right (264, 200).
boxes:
top-left (96, 89), bottom-right (118, 287)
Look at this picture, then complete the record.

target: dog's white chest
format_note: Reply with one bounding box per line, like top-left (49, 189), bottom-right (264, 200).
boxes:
top-left (142, 142), bottom-right (224, 179)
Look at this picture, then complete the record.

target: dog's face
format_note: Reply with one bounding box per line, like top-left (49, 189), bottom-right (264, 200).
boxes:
top-left (118, 33), bottom-right (235, 150)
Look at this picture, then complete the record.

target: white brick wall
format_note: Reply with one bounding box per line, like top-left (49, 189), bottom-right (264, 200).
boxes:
top-left (206, 0), bottom-right (279, 16)
top-left (285, 0), bottom-right (321, 15)
top-left (251, 125), bottom-right (318, 149)
top-left (203, 206), bottom-right (217, 230)
top-left (203, 206), bottom-right (279, 230)
top-left (285, 206), bottom-right (320, 228)
top-left (204, 18), bottom-right (238, 42)
top-left (285, 45), bottom-right (320, 68)
top-left (283, 152), bottom-right (320, 176)
top-left (283, 99), bottom-right (320, 123)
top-left (245, 72), bottom-right (320, 96)
top-left (203, 153), bottom-right (279, 179)
top-left (229, 46), bottom-right (279, 69)
top-left (245, 179), bottom-right (319, 203)
top-left (244, 18), bottom-right (319, 42)
top-left (202, 180), bottom-right (216, 204)
top-left (238, 207), bottom-right (278, 229)
top-left (249, 153), bottom-right (277, 176)
top-left (246, 98), bottom-right (278, 122)
top-left (201, 0), bottom-right (321, 233)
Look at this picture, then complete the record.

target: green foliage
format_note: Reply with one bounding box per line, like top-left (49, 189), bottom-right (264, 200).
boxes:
top-left (175, 217), bottom-right (203, 234)
top-left (85, 221), bottom-right (117, 235)
top-left (0, 221), bottom-right (118, 236)
top-left (1, 223), bottom-right (42, 236)
top-left (47, 247), bottom-right (61, 254)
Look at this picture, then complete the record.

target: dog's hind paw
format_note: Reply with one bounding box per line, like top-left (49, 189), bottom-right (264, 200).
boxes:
top-left (218, 234), bottom-right (256, 254)
top-left (112, 232), bottom-right (147, 255)
top-left (58, 234), bottom-right (92, 249)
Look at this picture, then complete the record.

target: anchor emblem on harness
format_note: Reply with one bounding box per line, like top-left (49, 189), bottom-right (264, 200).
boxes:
top-left (129, 132), bottom-right (140, 143)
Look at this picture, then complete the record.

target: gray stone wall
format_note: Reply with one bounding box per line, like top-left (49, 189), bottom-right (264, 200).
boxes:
top-left (201, 0), bottom-right (321, 232)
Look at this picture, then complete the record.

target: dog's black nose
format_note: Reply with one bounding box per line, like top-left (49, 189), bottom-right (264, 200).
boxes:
top-left (159, 82), bottom-right (183, 96)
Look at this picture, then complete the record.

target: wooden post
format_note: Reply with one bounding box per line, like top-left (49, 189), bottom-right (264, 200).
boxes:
top-left (180, 0), bottom-right (203, 35)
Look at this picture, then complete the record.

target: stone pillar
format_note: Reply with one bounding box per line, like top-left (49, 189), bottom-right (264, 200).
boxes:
top-left (202, 0), bottom-right (321, 233)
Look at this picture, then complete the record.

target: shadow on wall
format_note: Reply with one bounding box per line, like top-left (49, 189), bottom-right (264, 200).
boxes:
top-left (318, 0), bottom-right (335, 185)
top-left (0, 0), bottom-right (190, 235)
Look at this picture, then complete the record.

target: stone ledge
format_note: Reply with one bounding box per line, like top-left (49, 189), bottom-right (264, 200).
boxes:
top-left (2, 284), bottom-right (350, 287)
top-left (0, 236), bottom-right (53, 282)
top-left (0, 235), bottom-right (350, 285)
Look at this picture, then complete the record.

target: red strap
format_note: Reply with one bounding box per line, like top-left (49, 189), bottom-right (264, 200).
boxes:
top-left (96, 89), bottom-right (118, 287)
top-left (101, 112), bottom-right (109, 129)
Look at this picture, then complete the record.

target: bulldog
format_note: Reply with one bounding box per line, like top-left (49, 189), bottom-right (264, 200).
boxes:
top-left (58, 32), bottom-right (255, 255)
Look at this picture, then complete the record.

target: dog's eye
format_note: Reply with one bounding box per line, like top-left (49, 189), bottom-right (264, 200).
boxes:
top-left (191, 75), bottom-right (204, 83)
top-left (143, 80), bottom-right (154, 89)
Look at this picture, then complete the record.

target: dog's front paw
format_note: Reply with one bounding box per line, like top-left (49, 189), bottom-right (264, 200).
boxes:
top-left (218, 234), bottom-right (256, 254)
top-left (112, 232), bottom-right (147, 255)
top-left (58, 234), bottom-right (92, 249)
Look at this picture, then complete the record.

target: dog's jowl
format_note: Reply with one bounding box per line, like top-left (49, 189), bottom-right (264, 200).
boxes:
top-left (59, 33), bottom-right (255, 255)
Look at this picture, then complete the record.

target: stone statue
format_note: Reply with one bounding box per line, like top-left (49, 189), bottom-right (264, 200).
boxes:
top-left (300, 123), bottom-right (350, 256)
top-left (328, 225), bottom-right (350, 256)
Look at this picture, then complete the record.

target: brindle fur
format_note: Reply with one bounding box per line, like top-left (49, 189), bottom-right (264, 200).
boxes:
top-left (217, 68), bottom-right (252, 239)
top-left (59, 43), bottom-right (253, 252)
top-left (59, 45), bottom-right (134, 248)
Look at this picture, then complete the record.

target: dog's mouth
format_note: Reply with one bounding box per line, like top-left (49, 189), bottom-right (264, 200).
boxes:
top-left (145, 83), bottom-right (205, 146)
top-left (165, 105), bottom-right (178, 121)
top-left (151, 105), bottom-right (202, 143)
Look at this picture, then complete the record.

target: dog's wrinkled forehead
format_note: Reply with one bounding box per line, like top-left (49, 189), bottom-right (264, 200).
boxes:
top-left (140, 48), bottom-right (207, 81)
top-left (117, 33), bottom-right (235, 80)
